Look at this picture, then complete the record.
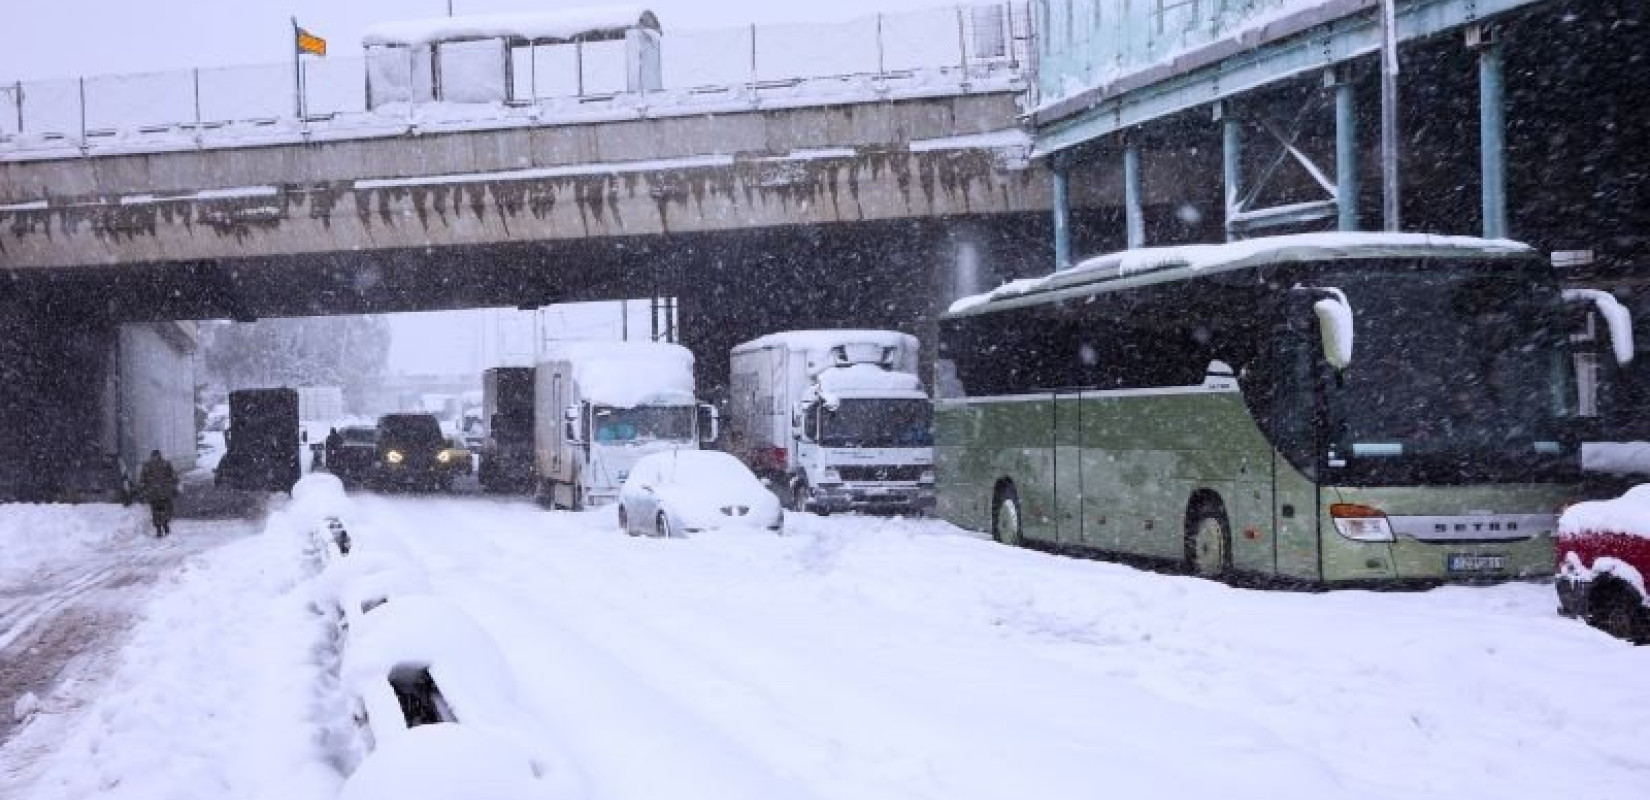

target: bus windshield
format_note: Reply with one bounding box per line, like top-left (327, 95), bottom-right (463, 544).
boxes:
top-left (593, 405), bottom-right (695, 443)
top-left (820, 399), bottom-right (932, 448)
top-left (1318, 263), bottom-right (1578, 483)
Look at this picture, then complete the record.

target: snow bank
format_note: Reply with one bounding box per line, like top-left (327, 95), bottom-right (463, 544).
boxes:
top-left (363, 7), bottom-right (654, 47)
top-left (542, 341), bottom-right (696, 407)
top-left (0, 503), bottom-right (144, 583)
top-left (10, 507), bottom-right (350, 800)
top-left (1560, 484), bottom-right (1650, 541)
top-left (948, 232), bottom-right (1535, 314)
top-left (341, 723), bottom-right (561, 800)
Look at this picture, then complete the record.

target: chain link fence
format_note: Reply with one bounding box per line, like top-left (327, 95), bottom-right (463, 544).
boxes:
top-left (0, 3), bottom-right (1033, 154)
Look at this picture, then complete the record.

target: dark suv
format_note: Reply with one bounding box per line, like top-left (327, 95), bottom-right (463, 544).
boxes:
top-left (375, 414), bottom-right (450, 491)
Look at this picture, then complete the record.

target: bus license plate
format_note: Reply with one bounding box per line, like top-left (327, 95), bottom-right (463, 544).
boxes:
top-left (1447, 554), bottom-right (1506, 573)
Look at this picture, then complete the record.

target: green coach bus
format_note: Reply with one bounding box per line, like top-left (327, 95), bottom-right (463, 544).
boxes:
top-left (934, 233), bottom-right (1633, 585)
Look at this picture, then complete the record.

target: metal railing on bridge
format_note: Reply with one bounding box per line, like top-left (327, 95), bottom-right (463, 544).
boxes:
top-left (0, 3), bottom-right (1033, 159)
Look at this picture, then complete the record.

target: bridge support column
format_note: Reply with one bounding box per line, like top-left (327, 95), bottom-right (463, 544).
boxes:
top-left (1220, 103), bottom-right (1242, 242)
top-left (1335, 73), bottom-right (1359, 232)
top-left (1124, 141), bottom-right (1145, 250)
top-left (1052, 158), bottom-right (1072, 268)
top-left (1476, 28), bottom-right (1507, 240)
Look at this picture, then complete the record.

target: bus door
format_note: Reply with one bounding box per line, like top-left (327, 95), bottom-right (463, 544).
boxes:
top-left (1270, 324), bottom-right (1323, 581)
top-left (1054, 390), bottom-right (1084, 546)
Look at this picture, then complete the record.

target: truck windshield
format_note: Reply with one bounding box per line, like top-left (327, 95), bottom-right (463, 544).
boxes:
top-left (820, 399), bottom-right (932, 448)
top-left (1319, 262), bottom-right (1579, 484)
top-left (593, 405), bottom-right (695, 443)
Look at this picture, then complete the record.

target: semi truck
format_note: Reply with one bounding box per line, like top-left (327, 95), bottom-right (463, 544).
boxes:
top-left (533, 342), bottom-right (718, 510)
top-left (215, 388), bottom-right (302, 494)
top-left (728, 330), bottom-right (934, 515)
top-left (477, 366), bottom-right (536, 493)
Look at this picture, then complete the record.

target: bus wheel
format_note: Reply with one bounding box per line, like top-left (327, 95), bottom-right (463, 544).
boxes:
top-left (1186, 504), bottom-right (1231, 579)
top-left (992, 485), bottom-right (1022, 546)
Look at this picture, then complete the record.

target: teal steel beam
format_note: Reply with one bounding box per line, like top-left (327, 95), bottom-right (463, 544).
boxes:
top-left (1478, 33), bottom-right (1508, 239)
top-left (1033, 0), bottom-right (1547, 158)
top-left (1222, 104), bottom-right (1242, 241)
top-left (1335, 73), bottom-right (1359, 231)
top-left (1053, 160), bottom-right (1073, 268)
top-left (1124, 142), bottom-right (1144, 249)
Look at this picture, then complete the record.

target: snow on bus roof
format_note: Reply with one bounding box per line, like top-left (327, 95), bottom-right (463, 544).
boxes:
top-left (539, 340), bottom-right (695, 408)
top-left (362, 6), bottom-right (658, 48)
top-left (946, 232), bottom-right (1535, 315)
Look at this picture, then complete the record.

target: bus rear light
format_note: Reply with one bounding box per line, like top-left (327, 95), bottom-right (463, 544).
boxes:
top-left (1330, 503), bottom-right (1395, 542)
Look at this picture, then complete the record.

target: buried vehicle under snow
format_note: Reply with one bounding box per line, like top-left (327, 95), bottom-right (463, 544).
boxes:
top-left (618, 450), bottom-right (783, 537)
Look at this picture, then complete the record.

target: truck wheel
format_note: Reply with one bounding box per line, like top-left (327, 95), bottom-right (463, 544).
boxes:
top-left (1588, 580), bottom-right (1650, 644)
top-left (789, 481), bottom-right (811, 514)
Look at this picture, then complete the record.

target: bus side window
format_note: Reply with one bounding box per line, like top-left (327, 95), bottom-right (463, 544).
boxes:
top-left (1271, 332), bottom-right (1319, 476)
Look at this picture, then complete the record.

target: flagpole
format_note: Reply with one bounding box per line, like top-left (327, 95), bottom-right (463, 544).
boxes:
top-left (292, 17), bottom-right (302, 119)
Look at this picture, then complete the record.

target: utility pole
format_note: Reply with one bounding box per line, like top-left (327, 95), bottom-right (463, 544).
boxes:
top-left (1378, 0), bottom-right (1402, 232)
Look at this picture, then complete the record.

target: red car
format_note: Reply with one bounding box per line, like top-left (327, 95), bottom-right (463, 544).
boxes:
top-left (1557, 486), bottom-right (1650, 643)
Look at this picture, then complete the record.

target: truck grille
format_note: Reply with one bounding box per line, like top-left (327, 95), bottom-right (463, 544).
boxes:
top-left (837, 465), bottom-right (925, 482)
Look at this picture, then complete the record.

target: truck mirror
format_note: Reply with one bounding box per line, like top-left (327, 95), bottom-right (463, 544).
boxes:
top-left (699, 404), bottom-right (720, 444)
top-left (301, 430), bottom-right (309, 444)
top-left (792, 403), bottom-right (813, 443)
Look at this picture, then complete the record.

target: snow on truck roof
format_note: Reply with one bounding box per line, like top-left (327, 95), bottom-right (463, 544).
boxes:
top-left (362, 6), bottom-right (659, 48)
top-left (539, 340), bottom-right (695, 408)
top-left (946, 232), bottom-right (1537, 316)
top-left (815, 363), bottom-right (926, 399)
top-left (732, 329), bottom-right (917, 355)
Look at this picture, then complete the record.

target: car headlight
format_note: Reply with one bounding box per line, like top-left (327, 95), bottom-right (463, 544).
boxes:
top-left (437, 451), bottom-right (452, 463)
top-left (385, 450), bottom-right (404, 465)
top-left (720, 505), bottom-right (750, 516)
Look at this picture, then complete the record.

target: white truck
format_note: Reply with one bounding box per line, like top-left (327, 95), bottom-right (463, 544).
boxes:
top-left (533, 341), bottom-right (717, 510)
top-left (728, 330), bottom-right (935, 515)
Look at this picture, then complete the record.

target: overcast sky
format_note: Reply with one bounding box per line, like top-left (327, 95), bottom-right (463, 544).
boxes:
top-left (7, 0), bottom-right (965, 376)
top-left (1, 0), bottom-right (960, 80)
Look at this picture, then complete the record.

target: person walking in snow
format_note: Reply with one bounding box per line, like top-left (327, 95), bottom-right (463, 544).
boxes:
top-left (324, 427), bottom-right (343, 470)
top-left (138, 450), bottom-right (179, 537)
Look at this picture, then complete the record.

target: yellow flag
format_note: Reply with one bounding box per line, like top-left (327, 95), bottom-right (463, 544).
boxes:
top-left (297, 27), bottom-right (327, 57)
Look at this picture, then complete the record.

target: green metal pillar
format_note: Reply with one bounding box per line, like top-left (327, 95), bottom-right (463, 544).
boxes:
top-left (1335, 75), bottom-right (1359, 231)
top-left (1053, 159), bottom-right (1072, 268)
top-left (1478, 35), bottom-right (1507, 239)
top-left (1222, 105), bottom-right (1242, 241)
top-left (1124, 142), bottom-right (1144, 250)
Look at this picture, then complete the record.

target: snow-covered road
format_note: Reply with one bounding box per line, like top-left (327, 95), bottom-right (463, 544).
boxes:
top-left (340, 494), bottom-right (1649, 800)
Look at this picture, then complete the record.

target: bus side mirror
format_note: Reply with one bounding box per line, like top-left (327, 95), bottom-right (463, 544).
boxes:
top-left (1564, 289), bottom-right (1635, 365)
top-left (1312, 290), bottom-right (1355, 370)
top-left (699, 404), bottom-right (720, 444)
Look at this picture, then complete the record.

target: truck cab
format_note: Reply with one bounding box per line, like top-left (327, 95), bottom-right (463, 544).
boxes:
top-left (790, 363), bottom-right (934, 514)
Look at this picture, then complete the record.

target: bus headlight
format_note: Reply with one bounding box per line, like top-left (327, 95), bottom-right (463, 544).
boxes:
top-left (385, 450), bottom-right (405, 465)
top-left (1330, 503), bottom-right (1395, 542)
top-left (437, 451), bottom-right (452, 464)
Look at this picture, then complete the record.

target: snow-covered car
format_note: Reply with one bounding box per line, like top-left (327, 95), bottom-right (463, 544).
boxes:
top-left (1556, 485), bottom-right (1650, 643)
top-left (617, 450), bottom-right (783, 537)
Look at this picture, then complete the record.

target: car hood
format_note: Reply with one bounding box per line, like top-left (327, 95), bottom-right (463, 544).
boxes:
top-left (656, 485), bottom-right (781, 531)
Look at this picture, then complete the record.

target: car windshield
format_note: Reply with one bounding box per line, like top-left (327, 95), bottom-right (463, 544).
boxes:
top-left (378, 415), bottom-right (444, 446)
top-left (593, 405), bottom-right (695, 443)
top-left (819, 398), bottom-right (932, 448)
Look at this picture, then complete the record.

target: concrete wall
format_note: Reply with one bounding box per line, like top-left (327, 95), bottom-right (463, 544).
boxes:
top-left (116, 322), bottom-right (198, 477)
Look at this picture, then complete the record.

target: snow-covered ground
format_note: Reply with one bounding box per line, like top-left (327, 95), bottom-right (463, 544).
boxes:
top-left (5, 488), bottom-right (1648, 799)
top-left (0, 493), bottom-right (346, 800)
